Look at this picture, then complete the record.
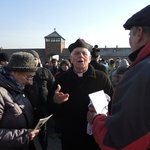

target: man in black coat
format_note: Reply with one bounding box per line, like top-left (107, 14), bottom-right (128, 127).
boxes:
top-left (48, 39), bottom-right (113, 150)
top-left (90, 45), bottom-right (108, 75)
top-left (28, 50), bottom-right (55, 150)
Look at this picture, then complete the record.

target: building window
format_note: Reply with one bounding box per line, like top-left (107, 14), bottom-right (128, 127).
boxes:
top-left (55, 38), bottom-right (60, 42)
top-left (45, 38), bottom-right (50, 42)
top-left (51, 38), bottom-right (55, 42)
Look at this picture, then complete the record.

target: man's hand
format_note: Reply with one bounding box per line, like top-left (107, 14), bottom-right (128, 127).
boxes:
top-left (87, 106), bottom-right (97, 124)
top-left (53, 84), bottom-right (69, 104)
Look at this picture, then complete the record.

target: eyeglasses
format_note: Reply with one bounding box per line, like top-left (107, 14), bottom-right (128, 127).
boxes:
top-left (22, 74), bottom-right (35, 81)
top-left (25, 76), bottom-right (34, 80)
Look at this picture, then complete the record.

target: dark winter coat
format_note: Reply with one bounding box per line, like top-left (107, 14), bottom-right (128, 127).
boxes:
top-left (0, 72), bottom-right (34, 150)
top-left (33, 67), bottom-right (54, 120)
top-left (49, 64), bottom-right (113, 150)
top-left (90, 60), bottom-right (108, 75)
top-left (25, 67), bottom-right (55, 120)
top-left (25, 67), bottom-right (55, 150)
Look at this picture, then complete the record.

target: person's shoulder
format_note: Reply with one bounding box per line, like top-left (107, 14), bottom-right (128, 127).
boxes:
top-left (112, 69), bottom-right (117, 75)
top-left (91, 61), bottom-right (107, 73)
top-left (55, 71), bottom-right (68, 81)
top-left (41, 67), bottom-right (52, 72)
top-left (97, 63), bottom-right (108, 73)
top-left (37, 67), bottom-right (51, 73)
top-left (94, 68), bottom-right (107, 77)
top-left (36, 67), bottom-right (54, 78)
top-left (99, 63), bottom-right (107, 69)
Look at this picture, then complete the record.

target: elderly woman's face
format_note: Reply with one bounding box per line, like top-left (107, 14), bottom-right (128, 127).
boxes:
top-left (11, 71), bottom-right (36, 86)
top-left (70, 47), bottom-right (91, 72)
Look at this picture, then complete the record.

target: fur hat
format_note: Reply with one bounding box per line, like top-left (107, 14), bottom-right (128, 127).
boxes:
top-left (6, 52), bottom-right (38, 72)
top-left (30, 50), bottom-right (39, 58)
top-left (68, 39), bottom-right (92, 53)
top-left (0, 52), bottom-right (9, 62)
top-left (124, 5), bottom-right (150, 30)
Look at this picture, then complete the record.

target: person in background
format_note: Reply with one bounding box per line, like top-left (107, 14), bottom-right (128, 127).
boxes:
top-left (29, 50), bottom-right (55, 150)
top-left (115, 57), bottom-right (121, 69)
top-left (55, 59), bottom-right (71, 79)
top-left (87, 5), bottom-right (150, 150)
top-left (43, 62), bottom-right (50, 69)
top-left (90, 45), bottom-right (108, 75)
top-left (107, 59), bottom-right (116, 79)
top-left (51, 59), bottom-right (72, 138)
top-left (49, 58), bottom-right (59, 77)
top-left (0, 52), bottom-right (9, 68)
top-left (111, 58), bottom-right (129, 87)
top-left (0, 52), bottom-right (40, 150)
top-left (48, 38), bottom-right (113, 150)
top-left (99, 58), bottom-right (108, 68)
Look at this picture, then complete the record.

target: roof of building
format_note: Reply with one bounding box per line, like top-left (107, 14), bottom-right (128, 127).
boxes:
top-left (44, 30), bottom-right (65, 40)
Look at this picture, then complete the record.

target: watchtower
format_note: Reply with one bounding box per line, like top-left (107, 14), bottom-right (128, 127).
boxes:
top-left (44, 29), bottom-right (65, 61)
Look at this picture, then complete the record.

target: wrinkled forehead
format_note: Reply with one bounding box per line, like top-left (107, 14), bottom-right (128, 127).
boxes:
top-left (71, 47), bottom-right (91, 55)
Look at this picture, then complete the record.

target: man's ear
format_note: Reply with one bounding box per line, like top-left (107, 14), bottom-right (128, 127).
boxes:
top-left (69, 56), bottom-right (73, 63)
top-left (136, 27), bottom-right (144, 43)
top-left (89, 55), bottom-right (92, 63)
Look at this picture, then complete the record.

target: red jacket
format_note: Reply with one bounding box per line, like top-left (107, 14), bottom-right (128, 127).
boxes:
top-left (92, 115), bottom-right (150, 150)
top-left (92, 41), bottom-right (150, 150)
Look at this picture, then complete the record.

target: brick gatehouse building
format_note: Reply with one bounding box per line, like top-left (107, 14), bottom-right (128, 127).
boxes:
top-left (0, 29), bottom-right (132, 64)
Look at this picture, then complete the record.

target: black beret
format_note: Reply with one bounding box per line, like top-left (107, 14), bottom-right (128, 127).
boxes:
top-left (91, 45), bottom-right (100, 58)
top-left (123, 5), bottom-right (150, 30)
top-left (68, 39), bottom-right (92, 53)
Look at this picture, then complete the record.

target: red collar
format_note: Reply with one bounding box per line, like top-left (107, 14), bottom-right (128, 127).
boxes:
top-left (129, 41), bottom-right (150, 68)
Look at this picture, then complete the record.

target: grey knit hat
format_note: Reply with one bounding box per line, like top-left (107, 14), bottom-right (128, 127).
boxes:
top-left (6, 52), bottom-right (38, 72)
top-left (30, 50), bottom-right (39, 58)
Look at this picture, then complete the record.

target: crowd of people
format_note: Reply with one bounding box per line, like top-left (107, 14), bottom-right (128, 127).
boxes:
top-left (0, 4), bottom-right (150, 150)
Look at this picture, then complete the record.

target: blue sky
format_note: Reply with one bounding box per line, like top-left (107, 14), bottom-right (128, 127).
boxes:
top-left (0, 0), bottom-right (150, 49)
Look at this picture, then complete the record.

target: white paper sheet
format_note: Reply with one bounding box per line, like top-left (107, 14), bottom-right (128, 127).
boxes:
top-left (88, 90), bottom-right (108, 114)
top-left (34, 114), bottom-right (53, 130)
